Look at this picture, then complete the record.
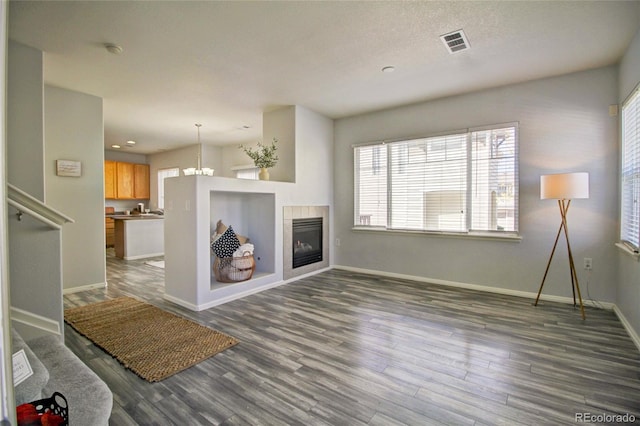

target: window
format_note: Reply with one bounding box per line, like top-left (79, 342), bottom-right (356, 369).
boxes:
top-left (234, 166), bottom-right (259, 180)
top-left (354, 123), bottom-right (518, 234)
top-left (621, 86), bottom-right (640, 249)
top-left (157, 167), bottom-right (180, 209)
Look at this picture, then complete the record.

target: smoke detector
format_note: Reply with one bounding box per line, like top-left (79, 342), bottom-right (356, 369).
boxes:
top-left (440, 29), bottom-right (470, 54)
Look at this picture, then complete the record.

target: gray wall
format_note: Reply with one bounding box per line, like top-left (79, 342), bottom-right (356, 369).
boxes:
top-left (263, 106), bottom-right (296, 183)
top-left (8, 216), bottom-right (63, 334)
top-left (7, 41), bottom-right (43, 199)
top-left (617, 27), bottom-right (640, 340)
top-left (148, 144), bottom-right (222, 211)
top-left (44, 85), bottom-right (106, 291)
top-left (104, 150), bottom-right (147, 164)
top-left (334, 66), bottom-right (619, 304)
top-left (221, 144), bottom-right (255, 178)
top-left (7, 41), bottom-right (64, 334)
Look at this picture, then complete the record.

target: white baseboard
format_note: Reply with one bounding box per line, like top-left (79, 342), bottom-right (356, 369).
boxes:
top-left (10, 306), bottom-right (61, 335)
top-left (332, 265), bottom-right (640, 351)
top-left (124, 252), bottom-right (164, 261)
top-left (163, 293), bottom-right (201, 311)
top-left (163, 279), bottom-right (290, 311)
top-left (164, 267), bottom-right (332, 312)
top-left (613, 305), bottom-right (640, 352)
top-left (62, 281), bottom-right (106, 295)
top-left (196, 280), bottom-right (290, 311)
top-left (333, 265), bottom-right (613, 309)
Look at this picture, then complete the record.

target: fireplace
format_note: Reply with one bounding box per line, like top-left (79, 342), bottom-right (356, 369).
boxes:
top-left (284, 206), bottom-right (329, 280)
top-left (292, 217), bottom-right (323, 268)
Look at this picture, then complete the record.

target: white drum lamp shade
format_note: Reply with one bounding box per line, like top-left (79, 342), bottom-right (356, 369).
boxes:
top-left (540, 172), bottom-right (589, 200)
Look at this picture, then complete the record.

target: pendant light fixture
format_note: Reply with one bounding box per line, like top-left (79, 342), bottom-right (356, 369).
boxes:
top-left (183, 123), bottom-right (214, 176)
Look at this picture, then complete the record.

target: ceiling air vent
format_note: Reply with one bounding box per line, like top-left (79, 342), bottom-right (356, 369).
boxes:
top-left (440, 29), bottom-right (470, 54)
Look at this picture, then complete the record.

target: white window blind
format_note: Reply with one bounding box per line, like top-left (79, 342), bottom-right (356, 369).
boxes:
top-left (354, 123), bottom-right (518, 234)
top-left (470, 126), bottom-right (518, 232)
top-left (391, 134), bottom-right (467, 231)
top-left (157, 167), bottom-right (180, 209)
top-left (354, 144), bottom-right (387, 226)
top-left (621, 87), bottom-right (640, 249)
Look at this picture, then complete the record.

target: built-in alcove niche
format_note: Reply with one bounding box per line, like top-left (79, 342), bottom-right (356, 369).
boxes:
top-left (209, 190), bottom-right (276, 288)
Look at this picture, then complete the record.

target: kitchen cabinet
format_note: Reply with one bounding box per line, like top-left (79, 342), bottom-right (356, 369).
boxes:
top-left (116, 162), bottom-right (135, 199)
top-left (105, 161), bottom-right (150, 200)
top-left (105, 219), bottom-right (115, 247)
top-left (104, 161), bottom-right (116, 199)
top-left (105, 207), bottom-right (115, 247)
top-left (133, 164), bottom-right (150, 199)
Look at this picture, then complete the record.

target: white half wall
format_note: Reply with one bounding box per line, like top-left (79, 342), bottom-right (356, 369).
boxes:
top-left (164, 105), bottom-right (333, 310)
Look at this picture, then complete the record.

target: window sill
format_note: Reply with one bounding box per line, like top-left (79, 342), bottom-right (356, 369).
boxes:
top-left (615, 242), bottom-right (640, 260)
top-left (351, 226), bottom-right (522, 242)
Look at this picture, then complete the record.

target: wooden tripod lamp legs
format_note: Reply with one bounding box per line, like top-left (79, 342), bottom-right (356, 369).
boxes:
top-left (534, 199), bottom-right (586, 320)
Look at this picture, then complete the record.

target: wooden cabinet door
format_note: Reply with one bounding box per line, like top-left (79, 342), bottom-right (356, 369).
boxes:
top-left (134, 164), bottom-right (150, 199)
top-left (104, 161), bottom-right (117, 199)
top-left (116, 162), bottom-right (135, 199)
top-left (105, 218), bottom-right (115, 247)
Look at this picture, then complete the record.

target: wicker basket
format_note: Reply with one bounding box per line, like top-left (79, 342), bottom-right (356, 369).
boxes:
top-left (213, 252), bottom-right (255, 283)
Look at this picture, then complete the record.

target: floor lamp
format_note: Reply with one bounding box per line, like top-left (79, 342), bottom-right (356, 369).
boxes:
top-left (534, 172), bottom-right (589, 320)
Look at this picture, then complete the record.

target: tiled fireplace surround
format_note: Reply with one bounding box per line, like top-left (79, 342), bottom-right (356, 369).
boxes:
top-left (283, 206), bottom-right (329, 280)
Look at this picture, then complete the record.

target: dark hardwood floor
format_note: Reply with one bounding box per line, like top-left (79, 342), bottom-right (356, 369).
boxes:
top-left (63, 252), bottom-right (640, 425)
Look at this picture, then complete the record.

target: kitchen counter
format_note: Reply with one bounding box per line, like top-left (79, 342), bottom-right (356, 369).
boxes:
top-left (107, 213), bottom-right (164, 220)
top-left (114, 216), bottom-right (164, 260)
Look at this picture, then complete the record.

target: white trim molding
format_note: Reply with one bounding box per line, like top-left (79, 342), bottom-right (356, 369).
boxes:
top-left (334, 265), bottom-right (613, 308)
top-left (10, 307), bottom-right (61, 336)
top-left (164, 267), bottom-right (331, 311)
top-left (613, 305), bottom-right (640, 352)
top-left (62, 282), bottom-right (107, 295)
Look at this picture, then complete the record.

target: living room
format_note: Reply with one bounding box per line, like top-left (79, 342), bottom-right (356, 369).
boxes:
top-left (2, 1), bottom-right (640, 424)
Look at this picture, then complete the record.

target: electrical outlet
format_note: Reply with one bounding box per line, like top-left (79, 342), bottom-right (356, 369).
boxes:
top-left (335, 238), bottom-right (341, 247)
top-left (583, 258), bottom-right (592, 270)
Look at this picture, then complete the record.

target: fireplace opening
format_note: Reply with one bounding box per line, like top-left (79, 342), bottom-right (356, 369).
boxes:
top-left (292, 217), bottom-right (323, 268)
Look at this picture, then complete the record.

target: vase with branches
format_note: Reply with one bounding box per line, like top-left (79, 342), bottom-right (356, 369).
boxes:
top-left (240, 138), bottom-right (279, 180)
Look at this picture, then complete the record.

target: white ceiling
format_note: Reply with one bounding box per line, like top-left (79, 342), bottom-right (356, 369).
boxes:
top-left (8, 1), bottom-right (640, 154)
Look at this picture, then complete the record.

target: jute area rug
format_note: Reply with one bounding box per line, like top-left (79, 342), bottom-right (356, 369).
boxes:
top-left (64, 297), bottom-right (239, 382)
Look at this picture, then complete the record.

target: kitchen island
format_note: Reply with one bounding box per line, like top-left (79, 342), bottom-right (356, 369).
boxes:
top-left (112, 215), bottom-right (164, 260)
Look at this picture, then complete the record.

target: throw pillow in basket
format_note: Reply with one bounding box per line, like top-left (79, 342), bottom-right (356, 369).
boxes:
top-left (211, 226), bottom-right (241, 258)
top-left (212, 220), bottom-right (250, 244)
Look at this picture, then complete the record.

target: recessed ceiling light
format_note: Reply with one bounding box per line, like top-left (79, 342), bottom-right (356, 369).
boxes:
top-left (126, 140), bottom-right (136, 145)
top-left (105, 44), bottom-right (123, 55)
top-left (382, 66), bottom-right (395, 73)
top-left (111, 144), bottom-right (121, 149)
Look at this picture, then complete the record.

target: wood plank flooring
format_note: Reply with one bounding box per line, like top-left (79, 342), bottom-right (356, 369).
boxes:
top-left (63, 253), bottom-right (640, 425)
